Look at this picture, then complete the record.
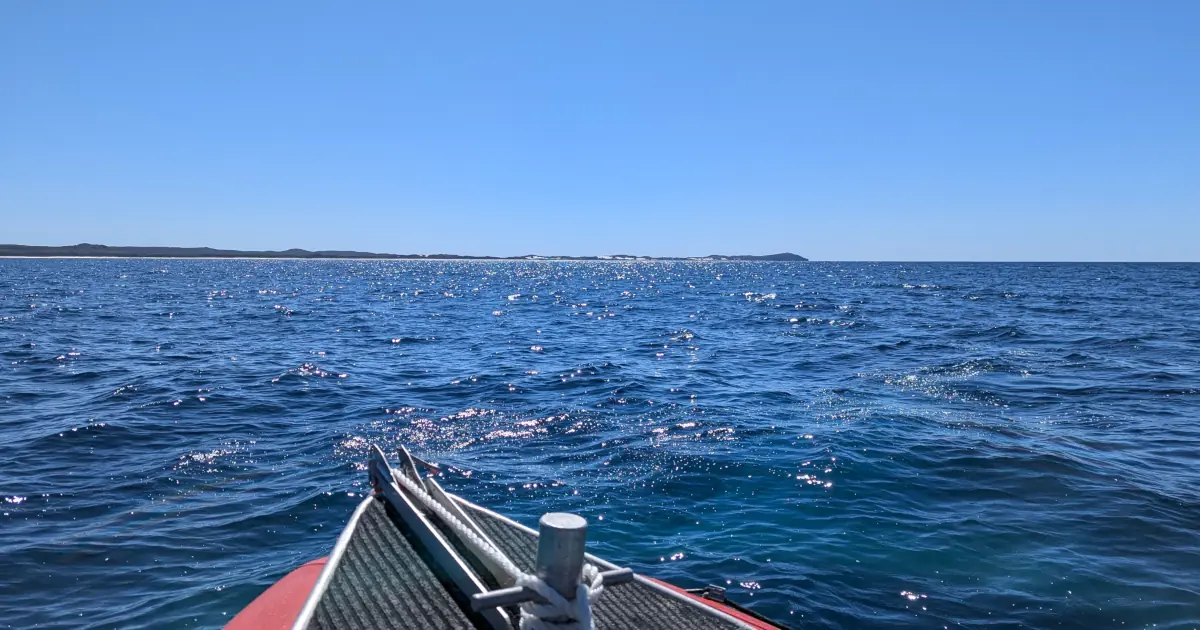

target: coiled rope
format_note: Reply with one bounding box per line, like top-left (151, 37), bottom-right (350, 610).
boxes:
top-left (387, 467), bottom-right (605, 629)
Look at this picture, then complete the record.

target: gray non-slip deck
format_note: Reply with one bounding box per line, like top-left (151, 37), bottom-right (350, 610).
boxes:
top-left (305, 494), bottom-right (758, 630)
top-left (309, 498), bottom-right (475, 630)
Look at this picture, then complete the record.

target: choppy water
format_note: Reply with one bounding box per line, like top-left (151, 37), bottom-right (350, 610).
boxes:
top-left (1, 260), bottom-right (1199, 629)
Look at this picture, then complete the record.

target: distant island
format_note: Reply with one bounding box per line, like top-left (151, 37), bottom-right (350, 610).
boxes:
top-left (0, 243), bottom-right (807, 262)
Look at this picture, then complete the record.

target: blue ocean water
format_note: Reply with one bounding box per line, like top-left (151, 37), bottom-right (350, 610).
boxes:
top-left (1, 260), bottom-right (1198, 629)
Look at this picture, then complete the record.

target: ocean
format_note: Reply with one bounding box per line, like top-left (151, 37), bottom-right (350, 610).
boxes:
top-left (1, 259), bottom-right (1197, 629)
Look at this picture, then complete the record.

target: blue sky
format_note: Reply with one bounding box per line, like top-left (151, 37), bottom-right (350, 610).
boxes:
top-left (2, 1), bottom-right (1197, 261)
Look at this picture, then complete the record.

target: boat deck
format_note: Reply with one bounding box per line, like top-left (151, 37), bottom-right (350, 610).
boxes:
top-left (309, 498), bottom-right (475, 629)
top-left (300, 495), bottom-right (766, 629)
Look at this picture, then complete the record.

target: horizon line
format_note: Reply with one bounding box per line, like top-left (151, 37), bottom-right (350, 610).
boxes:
top-left (2, 257), bottom-right (1197, 264)
top-left (0, 243), bottom-right (1195, 264)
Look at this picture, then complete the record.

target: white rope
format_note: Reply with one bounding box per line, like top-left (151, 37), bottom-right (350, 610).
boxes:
top-left (516, 564), bottom-right (604, 630)
top-left (387, 467), bottom-right (605, 629)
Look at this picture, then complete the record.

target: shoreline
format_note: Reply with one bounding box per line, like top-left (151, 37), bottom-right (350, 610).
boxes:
top-left (0, 245), bottom-right (808, 262)
top-left (0, 255), bottom-right (803, 262)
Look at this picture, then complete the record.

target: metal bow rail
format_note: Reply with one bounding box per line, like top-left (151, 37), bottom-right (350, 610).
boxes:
top-left (368, 445), bottom-right (634, 629)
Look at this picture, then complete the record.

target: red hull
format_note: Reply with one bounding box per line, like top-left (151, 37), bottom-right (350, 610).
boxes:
top-left (225, 558), bottom-right (326, 630)
top-left (226, 558), bottom-right (779, 630)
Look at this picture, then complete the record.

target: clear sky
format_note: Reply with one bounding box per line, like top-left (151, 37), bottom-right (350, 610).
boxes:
top-left (2, 1), bottom-right (1197, 261)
